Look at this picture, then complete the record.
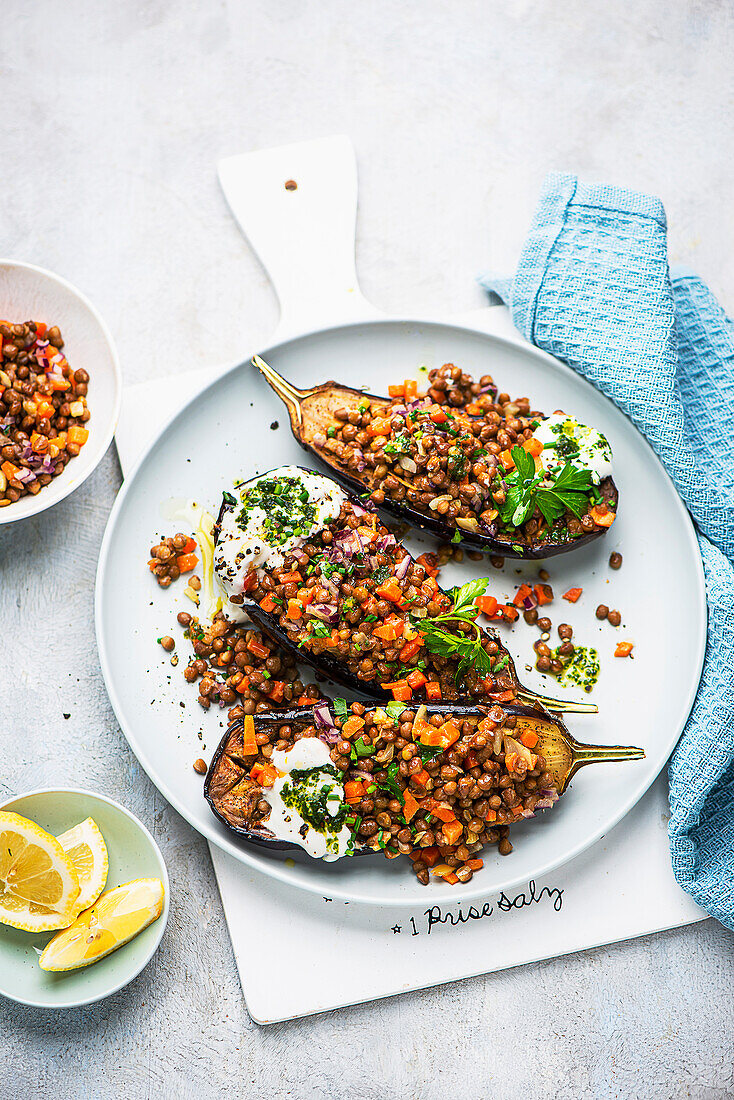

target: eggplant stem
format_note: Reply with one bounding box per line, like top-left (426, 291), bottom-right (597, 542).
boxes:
top-left (252, 355), bottom-right (316, 426)
top-left (516, 686), bottom-right (599, 715)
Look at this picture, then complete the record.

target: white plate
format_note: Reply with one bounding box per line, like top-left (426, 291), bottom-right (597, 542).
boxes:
top-left (96, 316), bottom-right (706, 907)
top-left (0, 260), bottom-right (121, 524)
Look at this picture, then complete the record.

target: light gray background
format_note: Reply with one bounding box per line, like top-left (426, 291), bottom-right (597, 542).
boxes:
top-left (2, 2), bottom-right (733, 1098)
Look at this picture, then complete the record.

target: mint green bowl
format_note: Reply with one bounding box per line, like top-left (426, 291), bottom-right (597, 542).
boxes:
top-left (0, 788), bottom-right (169, 1009)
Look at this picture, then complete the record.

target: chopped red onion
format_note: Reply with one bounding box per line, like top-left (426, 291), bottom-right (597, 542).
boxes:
top-left (522, 594), bottom-right (537, 610)
top-left (15, 467), bottom-right (35, 484)
top-left (352, 769), bottom-right (373, 782)
top-left (351, 500), bottom-right (376, 517)
top-left (306, 603), bottom-right (338, 624)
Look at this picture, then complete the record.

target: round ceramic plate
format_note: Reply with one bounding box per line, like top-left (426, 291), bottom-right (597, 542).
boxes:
top-left (0, 789), bottom-right (169, 1008)
top-left (96, 318), bottom-right (706, 907)
top-left (0, 260), bottom-right (121, 525)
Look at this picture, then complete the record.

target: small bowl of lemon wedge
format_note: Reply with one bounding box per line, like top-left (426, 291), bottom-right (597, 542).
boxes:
top-left (0, 788), bottom-right (169, 1008)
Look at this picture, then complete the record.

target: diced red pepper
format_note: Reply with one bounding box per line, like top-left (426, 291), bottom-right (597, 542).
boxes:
top-left (563, 587), bottom-right (583, 603)
top-left (382, 679), bottom-right (412, 702)
top-left (534, 583), bottom-right (553, 605)
top-left (259, 595), bottom-right (278, 613)
top-left (247, 637), bottom-right (270, 659)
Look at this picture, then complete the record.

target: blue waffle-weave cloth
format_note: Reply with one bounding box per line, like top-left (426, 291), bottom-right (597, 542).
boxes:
top-left (480, 173), bottom-right (734, 929)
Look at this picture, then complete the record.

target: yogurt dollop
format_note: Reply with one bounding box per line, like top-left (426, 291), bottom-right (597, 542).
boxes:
top-left (531, 414), bottom-right (612, 485)
top-left (264, 737), bottom-right (352, 861)
top-left (213, 465), bottom-right (347, 605)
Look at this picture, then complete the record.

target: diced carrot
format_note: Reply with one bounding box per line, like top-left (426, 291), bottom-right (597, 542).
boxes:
top-left (419, 720), bottom-right (460, 750)
top-left (375, 580), bottom-right (405, 605)
top-left (235, 676), bottom-right (250, 694)
top-left (416, 552), bottom-right (439, 577)
top-left (412, 768), bottom-right (430, 787)
top-left (505, 752), bottom-right (519, 773)
top-left (406, 669), bottom-right (427, 690)
top-left (404, 379), bottom-right (418, 398)
top-left (241, 714), bottom-right (257, 755)
top-left (615, 641), bottom-right (634, 657)
top-left (388, 384), bottom-right (405, 398)
top-left (343, 715), bottom-right (366, 737)
top-left (563, 587), bottom-right (583, 603)
top-left (475, 594), bottom-right (498, 617)
top-left (246, 637), bottom-right (270, 659)
top-left (465, 403), bottom-right (483, 415)
top-left (511, 804), bottom-right (524, 817)
top-left (430, 407), bottom-right (448, 424)
top-left (589, 504), bottom-right (616, 527)
top-left (419, 846), bottom-right (440, 867)
top-left (421, 576), bottom-right (439, 597)
top-left (431, 864), bottom-right (459, 884)
top-left (429, 802), bottom-right (457, 824)
top-left (250, 762), bottom-right (277, 788)
top-left (424, 681), bottom-right (442, 701)
top-left (372, 621), bottom-right (402, 643)
top-left (286, 599), bottom-right (303, 619)
top-left (48, 375), bottom-right (71, 391)
top-left (442, 819), bottom-right (463, 846)
top-left (366, 418), bottom-right (391, 438)
top-left (399, 638), bottom-right (423, 663)
top-left (519, 730), bottom-right (539, 749)
top-left (512, 583), bottom-right (532, 608)
top-left (344, 781), bottom-right (365, 804)
top-left (488, 689), bottom-right (516, 703)
top-left (484, 809), bottom-right (497, 823)
top-left (30, 433), bottom-right (47, 453)
top-left (501, 605), bottom-right (519, 622)
top-left (67, 426), bottom-right (89, 445)
top-left (176, 553), bottom-right (198, 573)
top-left (180, 536), bottom-right (197, 554)
top-left (35, 322), bottom-right (47, 338)
top-left (523, 437), bottom-right (543, 457)
top-left (267, 680), bottom-right (285, 703)
top-left (279, 570), bottom-right (303, 584)
top-left (1, 461), bottom-right (20, 481)
top-left (322, 629), bottom-right (339, 649)
top-left (499, 449), bottom-right (515, 470)
top-left (382, 679), bottom-right (412, 702)
top-left (402, 790), bottom-right (419, 822)
top-left (534, 583), bottom-right (553, 605)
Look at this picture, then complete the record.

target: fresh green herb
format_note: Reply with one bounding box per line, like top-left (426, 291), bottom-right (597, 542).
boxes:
top-left (350, 737), bottom-right (375, 762)
top-left (377, 762), bottom-right (405, 806)
top-left (222, 490), bottom-right (236, 506)
top-left (384, 432), bottom-right (412, 456)
top-left (493, 654), bottom-right (509, 673)
top-left (416, 743), bottom-right (442, 764)
top-left (308, 620), bottom-right (330, 638)
top-left (364, 614), bottom-right (378, 622)
top-left (385, 700), bottom-right (408, 722)
top-left (451, 530), bottom-right (462, 544)
top-left (412, 578), bottom-right (493, 682)
top-left (498, 445), bottom-right (594, 529)
top-left (236, 474), bottom-right (317, 546)
top-left (327, 426), bottom-right (337, 438)
top-left (333, 698), bottom-right (348, 718)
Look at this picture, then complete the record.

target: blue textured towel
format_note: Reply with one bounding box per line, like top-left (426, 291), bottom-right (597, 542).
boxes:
top-left (480, 174), bottom-right (734, 930)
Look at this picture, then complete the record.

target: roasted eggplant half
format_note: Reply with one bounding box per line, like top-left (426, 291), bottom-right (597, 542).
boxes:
top-left (204, 703), bottom-right (643, 877)
top-left (213, 464), bottom-right (597, 714)
top-left (252, 355), bottom-right (619, 560)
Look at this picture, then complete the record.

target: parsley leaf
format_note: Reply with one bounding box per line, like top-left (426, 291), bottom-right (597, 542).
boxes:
top-left (413, 578), bottom-right (494, 683)
top-left (333, 698), bottom-right (348, 718)
top-left (499, 446), bottom-right (594, 530)
top-left (385, 701), bottom-right (408, 722)
top-left (377, 762), bottom-right (405, 805)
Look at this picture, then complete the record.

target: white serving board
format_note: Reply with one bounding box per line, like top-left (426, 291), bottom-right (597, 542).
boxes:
top-left (116, 346), bottom-right (706, 1025)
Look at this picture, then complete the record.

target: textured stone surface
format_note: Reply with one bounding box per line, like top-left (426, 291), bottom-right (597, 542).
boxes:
top-left (2, 2), bottom-right (733, 1097)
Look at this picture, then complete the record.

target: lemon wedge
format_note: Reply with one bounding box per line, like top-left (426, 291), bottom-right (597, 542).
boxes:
top-left (39, 877), bottom-right (165, 972)
top-left (57, 817), bottom-right (109, 918)
top-left (0, 811), bottom-right (80, 932)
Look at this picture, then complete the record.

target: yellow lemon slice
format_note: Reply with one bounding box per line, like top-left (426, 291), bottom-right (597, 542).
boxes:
top-left (57, 817), bottom-right (109, 918)
top-left (39, 877), bottom-right (165, 972)
top-left (0, 811), bottom-right (80, 932)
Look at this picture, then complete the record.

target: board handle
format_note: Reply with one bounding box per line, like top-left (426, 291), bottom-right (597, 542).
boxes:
top-left (218, 135), bottom-right (382, 342)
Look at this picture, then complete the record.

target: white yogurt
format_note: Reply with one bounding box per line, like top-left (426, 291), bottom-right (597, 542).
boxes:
top-left (263, 737), bottom-right (352, 861)
top-left (213, 465), bottom-right (347, 606)
top-left (531, 414), bottom-right (613, 485)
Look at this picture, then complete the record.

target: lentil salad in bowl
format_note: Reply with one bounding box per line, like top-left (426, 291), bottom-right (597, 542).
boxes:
top-left (0, 260), bottom-right (120, 524)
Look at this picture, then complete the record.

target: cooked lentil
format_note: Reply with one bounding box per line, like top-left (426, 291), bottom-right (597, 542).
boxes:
top-left (0, 320), bottom-right (90, 507)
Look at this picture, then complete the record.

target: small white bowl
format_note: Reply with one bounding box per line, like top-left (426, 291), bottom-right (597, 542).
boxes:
top-left (0, 788), bottom-right (169, 1009)
top-left (0, 260), bottom-right (121, 524)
